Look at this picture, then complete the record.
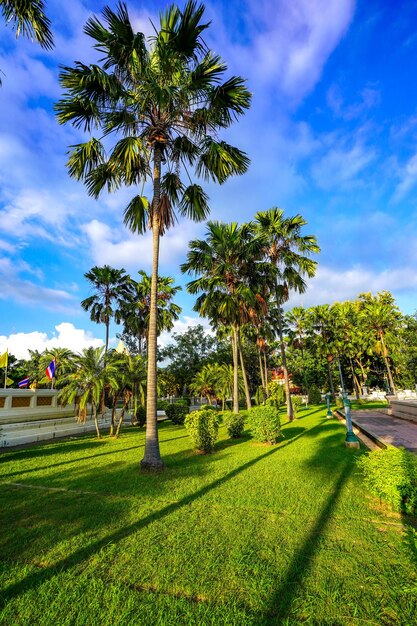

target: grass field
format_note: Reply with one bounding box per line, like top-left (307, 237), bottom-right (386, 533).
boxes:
top-left (1, 406), bottom-right (416, 625)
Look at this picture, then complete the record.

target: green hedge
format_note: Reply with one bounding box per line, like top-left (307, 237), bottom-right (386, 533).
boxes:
top-left (222, 411), bottom-right (245, 438)
top-left (248, 405), bottom-right (282, 444)
top-left (184, 408), bottom-right (219, 453)
top-left (165, 402), bottom-right (188, 425)
top-left (357, 447), bottom-right (417, 515)
top-left (308, 384), bottom-right (321, 405)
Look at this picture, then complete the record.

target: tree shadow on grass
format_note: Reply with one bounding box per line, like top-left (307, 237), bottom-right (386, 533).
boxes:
top-left (260, 423), bottom-right (359, 624)
top-left (262, 461), bottom-right (353, 624)
top-left (0, 435), bottom-right (190, 480)
top-left (0, 422), bottom-right (315, 608)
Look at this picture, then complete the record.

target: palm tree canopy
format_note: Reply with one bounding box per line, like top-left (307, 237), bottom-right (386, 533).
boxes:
top-left (1, 0), bottom-right (53, 49)
top-left (81, 265), bottom-right (132, 326)
top-left (55, 0), bottom-right (251, 234)
top-left (121, 270), bottom-right (181, 339)
top-left (181, 220), bottom-right (269, 328)
top-left (255, 208), bottom-right (320, 302)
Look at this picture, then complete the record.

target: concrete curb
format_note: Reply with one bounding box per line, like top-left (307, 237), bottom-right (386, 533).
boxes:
top-left (334, 409), bottom-right (386, 451)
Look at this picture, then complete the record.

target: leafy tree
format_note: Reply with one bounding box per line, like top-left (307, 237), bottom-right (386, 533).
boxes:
top-left (56, 1), bottom-right (251, 471)
top-left (1, 0), bottom-right (53, 49)
top-left (159, 324), bottom-right (218, 392)
top-left (81, 265), bottom-right (132, 355)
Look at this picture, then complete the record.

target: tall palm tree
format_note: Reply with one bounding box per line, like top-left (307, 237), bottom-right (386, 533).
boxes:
top-left (56, 2), bottom-right (251, 471)
top-left (120, 270), bottom-right (181, 356)
top-left (1, 0), bottom-right (53, 49)
top-left (255, 209), bottom-right (319, 421)
top-left (182, 221), bottom-right (266, 413)
top-left (81, 265), bottom-right (132, 354)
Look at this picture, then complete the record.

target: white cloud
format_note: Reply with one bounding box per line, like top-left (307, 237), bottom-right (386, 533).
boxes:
top-left (393, 152), bottom-right (417, 201)
top-left (288, 264), bottom-right (417, 309)
top-left (238, 0), bottom-right (356, 102)
top-left (82, 218), bottom-right (205, 273)
top-left (311, 140), bottom-right (376, 190)
top-left (157, 315), bottom-right (213, 351)
top-left (0, 322), bottom-right (104, 360)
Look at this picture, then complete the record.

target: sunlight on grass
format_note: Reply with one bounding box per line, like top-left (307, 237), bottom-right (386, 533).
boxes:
top-left (0, 406), bottom-right (416, 625)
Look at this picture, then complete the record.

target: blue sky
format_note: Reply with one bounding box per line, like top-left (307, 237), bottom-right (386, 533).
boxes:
top-left (1, 0), bottom-right (417, 358)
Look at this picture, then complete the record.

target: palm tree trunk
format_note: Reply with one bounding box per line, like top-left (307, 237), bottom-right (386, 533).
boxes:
top-left (276, 296), bottom-right (294, 421)
top-left (327, 359), bottom-right (335, 396)
top-left (380, 333), bottom-right (395, 394)
top-left (349, 358), bottom-right (360, 399)
top-left (231, 327), bottom-right (239, 413)
top-left (263, 352), bottom-right (269, 397)
top-left (237, 330), bottom-right (251, 410)
top-left (93, 404), bottom-right (101, 439)
top-left (256, 335), bottom-right (266, 391)
top-left (141, 147), bottom-right (164, 471)
top-left (110, 396), bottom-right (117, 436)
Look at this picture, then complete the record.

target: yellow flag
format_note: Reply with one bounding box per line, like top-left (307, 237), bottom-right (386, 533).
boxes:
top-left (0, 350), bottom-right (8, 368)
top-left (5, 377), bottom-right (13, 386)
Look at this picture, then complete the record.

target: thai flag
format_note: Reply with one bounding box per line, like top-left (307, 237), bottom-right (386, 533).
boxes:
top-left (46, 357), bottom-right (56, 380)
top-left (18, 377), bottom-right (30, 388)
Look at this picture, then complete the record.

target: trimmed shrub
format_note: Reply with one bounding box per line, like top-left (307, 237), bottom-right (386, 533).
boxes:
top-left (267, 381), bottom-right (285, 409)
top-left (165, 402), bottom-right (188, 425)
top-left (175, 398), bottom-right (189, 408)
top-left (357, 447), bottom-right (417, 515)
top-left (184, 408), bottom-right (219, 453)
top-left (135, 405), bottom-right (146, 427)
top-left (308, 384), bottom-right (322, 405)
top-left (222, 411), bottom-right (245, 438)
top-left (248, 405), bottom-right (282, 444)
top-left (157, 400), bottom-right (169, 411)
top-left (291, 395), bottom-right (303, 418)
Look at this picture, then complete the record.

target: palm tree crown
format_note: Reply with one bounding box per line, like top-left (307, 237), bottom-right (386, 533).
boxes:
top-left (81, 265), bottom-right (132, 353)
top-left (2, 0), bottom-right (53, 49)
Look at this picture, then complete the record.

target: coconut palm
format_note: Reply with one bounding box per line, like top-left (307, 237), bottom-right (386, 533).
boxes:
top-left (1, 0), bottom-right (53, 49)
top-left (58, 347), bottom-right (116, 439)
top-left (182, 221), bottom-right (267, 413)
top-left (81, 266), bottom-right (132, 354)
top-left (56, 1), bottom-right (251, 471)
top-left (120, 270), bottom-right (181, 356)
top-left (255, 209), bottom-right (319, 421)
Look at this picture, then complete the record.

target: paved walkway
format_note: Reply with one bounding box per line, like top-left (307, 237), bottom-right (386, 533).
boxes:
top-left (351, 410), bottom-right (417, 453)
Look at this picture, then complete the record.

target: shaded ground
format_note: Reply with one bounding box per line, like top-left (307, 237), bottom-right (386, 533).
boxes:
top-left (0, 407), bottom-right (416, 625)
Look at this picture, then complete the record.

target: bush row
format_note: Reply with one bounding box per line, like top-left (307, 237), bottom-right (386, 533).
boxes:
top-left (357, 447), bottom-right (417, 515)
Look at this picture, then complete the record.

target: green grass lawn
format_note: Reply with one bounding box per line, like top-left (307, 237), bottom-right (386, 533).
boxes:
top-left (350, 400), bottom-right (389, 411)
top-left (1, 406), bottom-right (416, 625)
